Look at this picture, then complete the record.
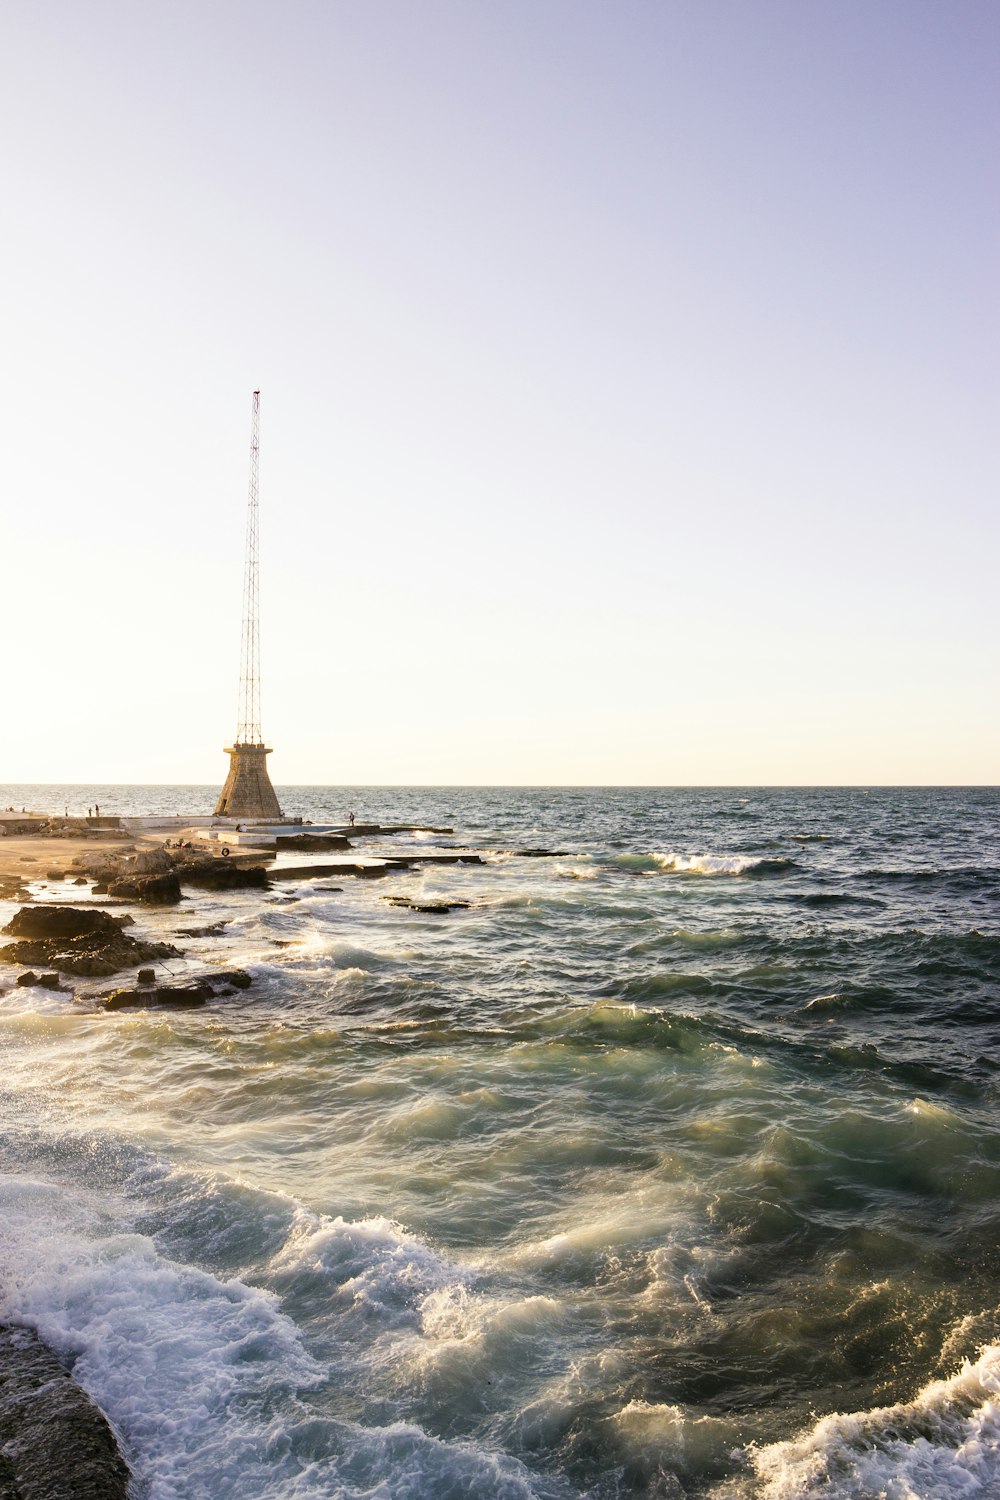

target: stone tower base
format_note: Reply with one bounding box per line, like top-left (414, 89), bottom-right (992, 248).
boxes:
top-left (214, 744), bottom-right (282, 819)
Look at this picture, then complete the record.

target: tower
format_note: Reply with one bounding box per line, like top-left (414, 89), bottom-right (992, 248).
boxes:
top-left (214, 390), bottom-right (283, 820)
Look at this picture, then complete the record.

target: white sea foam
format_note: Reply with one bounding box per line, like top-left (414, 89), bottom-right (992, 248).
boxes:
top-left (0, 1175), bottom-right (558, 1499)
top-left (652, 852), bottom-right (765, 876)
top-left (270, 1209), bottom-right (472, 1326)
top-left (605, 851), bottom-right (773, 876)
top-left (750, 1343), bottom-right (1000, 1498)
top-left (0, 983), bottom-right (78, 1015)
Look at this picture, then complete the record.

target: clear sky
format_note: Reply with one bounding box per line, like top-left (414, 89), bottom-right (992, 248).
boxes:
top-left (2, 1), bottom-right (996, 784)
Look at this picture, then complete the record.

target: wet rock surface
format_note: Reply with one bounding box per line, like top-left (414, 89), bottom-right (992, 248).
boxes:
top-left (176, 859), bottom-right (270, 890)
top-left (15, 972), bottom-right (65, 991)
top-left (384, 896), bottom-right (472, 913)
top-left (99, 968), bottom-right (252, 1009)
top-left (106, 871), bottom-right (182, 905)
top-left (102, 980), bottom-right (215, 1010)
top-left (0, 1323), bottom-right (131, 1500)
top-left (0, 906), bottom-right (179, 977)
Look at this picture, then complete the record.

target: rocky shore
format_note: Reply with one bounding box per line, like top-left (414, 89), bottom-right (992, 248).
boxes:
top-left (0, 1325), bottom-right (130, 1499)
top-left (0, 813), bottom-right (490, 1490)
top-left (0, 820), bottom-right (485, 1010)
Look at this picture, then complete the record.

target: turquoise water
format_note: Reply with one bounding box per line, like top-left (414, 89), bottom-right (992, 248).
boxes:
top-left (1, 786), bottom-right (998, 1498)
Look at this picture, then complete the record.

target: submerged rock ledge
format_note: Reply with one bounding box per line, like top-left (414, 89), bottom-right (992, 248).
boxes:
top-left (0, 1324), bottom-right (130, 1499)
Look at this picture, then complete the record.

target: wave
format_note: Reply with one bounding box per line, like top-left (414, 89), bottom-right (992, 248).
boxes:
top-left (0, 1174), bottom-right (557, 1500)
top-left (861, 866), bottom-right (1000, 895)
top-left (269, 1209), bottom-right (472, 1329)
top-left (750, 1342), bottom-right (1000, 1498)
top-left (607, 852), bottom-right (797, 878)
top-left (793, 891), bottom-right (886, 909)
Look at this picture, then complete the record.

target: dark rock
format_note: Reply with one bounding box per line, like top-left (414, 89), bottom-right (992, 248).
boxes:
top-left (177, 860), bottom-right (270, 890)
top-left (390, 853), bottom-right (484, 865)
top-left (385, 897), bottom-right (472, 914)
top-left (15, 972), bottom-right (38, 987)
top-left (216, 969), bottom-right (252, 989)
top-left (515, 849), bottom-right (571, 857)
top-left (0, 1323), bottom-right (131, 1500)
top-left (176, 921), bottom-right (229, 937)
top-left (103, 980), bottom-right (213, 1011)
top-left (269, 862), bottom-right (404, 882)
top-left (37, 973), bottom-right (65, 991)
top-left (3, 907), bottom-right (122, 942)
top-left (1, 906), bottom-right (179, 977)
top-left (72, 876), bottom-right (88, 885)
top-left (137, 967), bottom-right (156, 985)
top-left (91, 883), bottom-right (109, 895)
top-left (106, 872), bottom-right (182, 905)
top-left (45, 870), bottom-right (66, 881)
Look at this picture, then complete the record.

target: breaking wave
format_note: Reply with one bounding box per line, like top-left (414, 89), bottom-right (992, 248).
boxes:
top-left (751, 1342), bottom-right (1000, 1498)
top-left (606, 852), bottom-right (797, 877)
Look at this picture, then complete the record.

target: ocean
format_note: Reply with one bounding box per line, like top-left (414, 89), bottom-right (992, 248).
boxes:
top-left (0, 785), bottom-right (998, 1499)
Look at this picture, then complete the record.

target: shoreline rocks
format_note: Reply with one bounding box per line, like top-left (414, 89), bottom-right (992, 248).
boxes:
top-left (0, 906), bottom-right (179, 978)
top-left (107, 871), bottom-right (182, 905)
top-left (99, 968), bottom-right (252, 1010)
top-left (175, 858), bottom-right (270, 891)
top-left (0, 1323), bottom-right (131, 1500)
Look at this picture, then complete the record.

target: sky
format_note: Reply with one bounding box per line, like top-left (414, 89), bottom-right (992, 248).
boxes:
top-left (1, 0), bottom-right (996, 785)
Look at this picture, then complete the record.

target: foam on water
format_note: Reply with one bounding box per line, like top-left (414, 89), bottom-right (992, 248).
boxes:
top-left (1, 786), bottom-right (998, 1498)
top-left (270, 1208), bottom-right (473, 1328)
top-left (0, 1173), bottom-right (564, 1500)
top-left (749, 1343), bottom-right (1000, 1498)
top-left (604, 851), bottom-right (795, 877)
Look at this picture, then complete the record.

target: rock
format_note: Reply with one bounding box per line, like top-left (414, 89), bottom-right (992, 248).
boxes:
top-left (106, 872), bottom-right (182, 905)
top-left (0, 906), bottom-right (179, 978)
top-left (129, 849), bottom-right (175, 875)
top-left (216, 969), bottom-right (252, 989)
top-left (176, 921), bottom-right (229, 937)
top-left (137, 967), bottom-right (156, 985)
top-left (15, 972), bottom-right (38, 987)
top-left (72, 876), bottom-right (88, 885)
top-left (45, 870), bottom-right (66, 881)
top-left (103, 980), bottom-right (214, 1010)
top-left (515, 848), bottom-right (572, 857)
top-left (0, 1323), bottom-right (131, 1499)
top-left (177, 860), bottom-right (270, 890)
top-left (3, 907), bottom-right (122, 942)
top-left (91, 883), bottom-right (109, 895)
top-left (37, 973), bottom-right (65, 991)
top-left (384, 896), bottom-right (472, 913)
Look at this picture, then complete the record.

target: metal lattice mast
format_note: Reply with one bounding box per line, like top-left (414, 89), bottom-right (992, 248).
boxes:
top-left (236, 390), bottom-right (262, 744)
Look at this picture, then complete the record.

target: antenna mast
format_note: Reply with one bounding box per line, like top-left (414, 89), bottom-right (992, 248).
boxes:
top-left (213, 389), bottom-right (282, 820)
top-left (236, 389), bottom-right (262, 744)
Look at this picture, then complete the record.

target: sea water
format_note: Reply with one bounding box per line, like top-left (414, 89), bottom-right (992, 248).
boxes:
top-left (0, 785), bottom-right (997, 1499)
